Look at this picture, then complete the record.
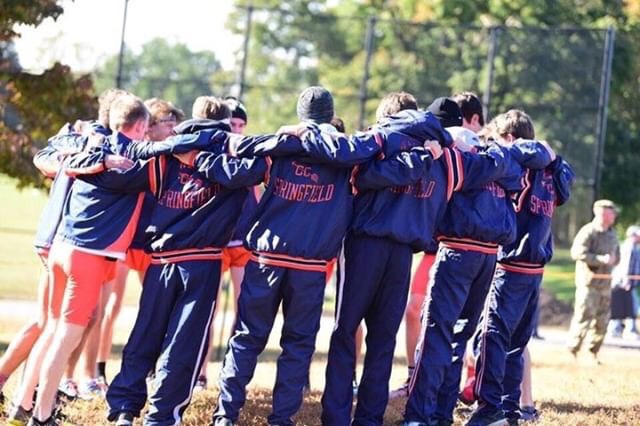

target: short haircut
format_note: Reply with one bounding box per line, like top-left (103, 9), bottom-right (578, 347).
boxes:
top-left (98, 88), bottom-right (130, 128)
top-left (477, 117), bottom-right (497, 143)
top-left (493, 109), bottom-right (535, 140)
top-left (192, 96), bottom-right (231, 121)
top-left (144, 98), bottom-right (185, 125)
top-left (330, 116), bottom-right (346, 133)
top-left (108, 95), bottom-right (149, 132)
top-left (453, 91), bottom-right (484, 127)
top-left (375, 92), bottom-right (418, 122)
top-left (224, 96), bottom-right (248, 122)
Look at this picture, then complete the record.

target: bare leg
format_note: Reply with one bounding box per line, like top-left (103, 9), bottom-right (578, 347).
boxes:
top-left (0, 267), bottom-right (49, 388)
top-left (34, 323), bottom-right (85, 421)
top-left (79, 286), bottom-right (108, 382)
top-left (97, 263), bottom-right (130, 371)
top-left (64, 304), bottom-right (100, 383)
top-left (14, 318), bottom-right (58, 411)
top-left (405, 293), bottom-right (425, 373)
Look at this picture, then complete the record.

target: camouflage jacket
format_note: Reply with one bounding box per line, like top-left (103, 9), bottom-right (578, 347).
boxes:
top-left (571, 221), bottom-right (620, 287)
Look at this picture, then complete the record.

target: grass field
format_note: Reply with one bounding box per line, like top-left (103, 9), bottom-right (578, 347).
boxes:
top-left (0, 174), bottom-right (143, 305)
top-left (1, 322), bottom-right (639, 425)
top-left (58, 344), bottom-right (640, 426)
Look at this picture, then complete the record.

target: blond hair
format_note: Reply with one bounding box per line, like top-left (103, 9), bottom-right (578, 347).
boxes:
top-left (98, 88), bottom-right (130, 128)
top-left (192, 96), bottom-right (231, 120)
top-left (375, 92), bottom-right (418, 122)
top-left (108, 95), bottom-right (149, 132)
top-left (493, 109), bottom-right (535, 140)
top-left (144, 97), bottom-right (185, 125)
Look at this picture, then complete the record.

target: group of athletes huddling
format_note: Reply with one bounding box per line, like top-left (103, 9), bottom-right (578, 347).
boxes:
top-left (2, 85), bottom-right (574, 426)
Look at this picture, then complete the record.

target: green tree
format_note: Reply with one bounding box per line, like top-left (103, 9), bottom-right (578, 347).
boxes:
top-left (93, 38), bottom-right (228, 114)
top-left (228, 0), bottom-right (640, 232)
top-left (1, 0), bottom-right (97, 187)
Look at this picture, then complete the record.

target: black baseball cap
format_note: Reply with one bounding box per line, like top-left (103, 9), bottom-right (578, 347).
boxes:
top-left (427, 97), bottom-right (463, 128)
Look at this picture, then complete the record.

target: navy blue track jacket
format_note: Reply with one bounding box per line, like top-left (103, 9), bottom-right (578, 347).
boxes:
top-left (33, 122), bottom-right (111, 251)
top-left (499, 156), bottom-right (574, 271)
top-left (437, 140), bottom-right (553, 252)
top-left (234, 124), bottom-right (382, 267)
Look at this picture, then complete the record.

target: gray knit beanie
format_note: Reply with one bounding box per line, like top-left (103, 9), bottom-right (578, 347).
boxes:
top-left (296, 86), bottom-right (334, 124)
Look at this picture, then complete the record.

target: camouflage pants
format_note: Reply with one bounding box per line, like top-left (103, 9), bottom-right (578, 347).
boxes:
top-left (568, 284), bottom-right (611, 354)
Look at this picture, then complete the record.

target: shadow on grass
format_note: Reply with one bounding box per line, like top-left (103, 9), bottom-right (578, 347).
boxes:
top-left (539, 400), bottom-right (631, 415)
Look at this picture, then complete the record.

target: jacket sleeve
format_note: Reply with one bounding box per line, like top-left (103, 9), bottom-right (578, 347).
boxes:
top-left (507, 139), bottom-right (553, 170)
top-left (194, 152), bottom-right (267, 189)
top-left (33, 132), bottom-right (88, 177)
top-left (550, 156), bottom-right (575, 206)
top-left (446, 146), bottom-right (504, 192)
top-left (234, 134), bottom-right (307, 158)
top-left (570, 225), bottom-right (610, 267)
top-left (298, 126), bottom-right (382, 167)
top-left (71, 157), bottom-right (165, 196)
top-left (46, 131), bottom-right (87, 155)
top-left (354, 147), bottom-right (434, 191)
top-left (125, 130), bottom-right (227, 159)
top-left (63, 147), bottom-right (109, 177)
top-left (33, 146), bottom-right (65, 178)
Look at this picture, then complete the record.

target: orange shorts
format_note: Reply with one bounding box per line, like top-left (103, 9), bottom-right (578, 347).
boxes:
top-left (410, 252), bottom-right (437, 296)
top-left (48, 243), bottom-right (117, 326)
top-left (125, 248), bottom-right (152, 272)
top-left (222, 246), bottom-right (251, 272)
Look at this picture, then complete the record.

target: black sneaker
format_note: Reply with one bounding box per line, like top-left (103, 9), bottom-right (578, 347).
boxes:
top-left (212, 417), bottom-right (235, 426)
top-left (7, 403), bottom-right (33, 426)
top-left (26, 416), bottom-right (59, 426)
top-left (504, 411), bottom-right (519, 426)
top-left (519, 406), bottom-right (539, 422)
top-left (465, 409), bottom-right (507, 426)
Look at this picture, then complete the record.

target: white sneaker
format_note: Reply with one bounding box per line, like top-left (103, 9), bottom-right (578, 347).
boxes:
top-left (78, 378), bottom-right (107, 400)
top-left (57, 378), bottom-right (78, 401)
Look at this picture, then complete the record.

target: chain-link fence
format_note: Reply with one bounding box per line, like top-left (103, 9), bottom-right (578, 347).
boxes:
top-left (233, 7), bottom-right (614, 244)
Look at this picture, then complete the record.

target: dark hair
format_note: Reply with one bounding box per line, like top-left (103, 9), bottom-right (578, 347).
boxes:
top-left (225, 96), bottom-right (248, 122)
top-left (330, 117), bottom-right (346, 133)
top-left (375, 92), bottom-right (418, 122)
top-left (453, 91), bottom-right (484, 127)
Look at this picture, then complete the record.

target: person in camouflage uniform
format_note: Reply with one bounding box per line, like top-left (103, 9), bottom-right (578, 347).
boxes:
top-left (567, 199), bottom-right (620, 361)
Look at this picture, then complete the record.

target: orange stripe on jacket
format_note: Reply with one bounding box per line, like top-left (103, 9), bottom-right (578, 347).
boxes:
top-left (104, 193), bottom-right (145, 255)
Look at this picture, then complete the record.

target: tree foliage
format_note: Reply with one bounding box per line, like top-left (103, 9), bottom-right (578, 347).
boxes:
top-left (1, 0), bottom-right (97, 187)
top-left (229, 0), bottom-right (640, 229)
top-left (0, 0), bottom-right (63, 41)
top-left (93, 38), bottom-right (226, 114)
